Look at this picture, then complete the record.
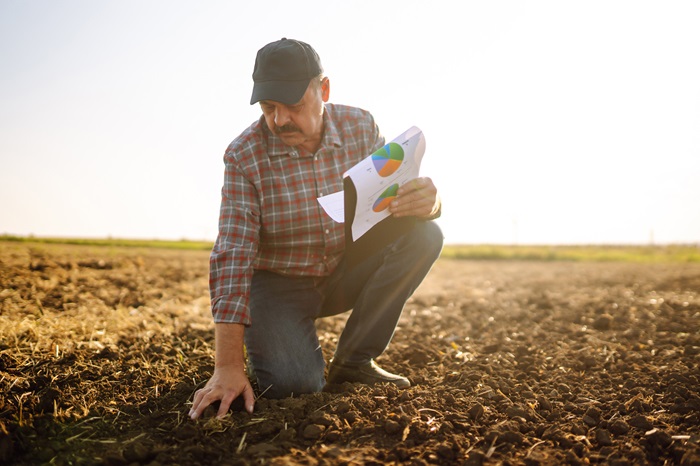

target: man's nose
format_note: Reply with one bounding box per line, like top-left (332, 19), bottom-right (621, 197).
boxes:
top-left (274, 107), bottom-right (290, 127)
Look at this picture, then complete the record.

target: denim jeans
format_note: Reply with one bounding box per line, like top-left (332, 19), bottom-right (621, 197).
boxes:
top-left (245, 220), bottom-right (443, 398)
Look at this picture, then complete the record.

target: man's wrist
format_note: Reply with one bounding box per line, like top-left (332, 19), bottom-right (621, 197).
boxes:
top-left (214, 322), bottom-right (246, 367)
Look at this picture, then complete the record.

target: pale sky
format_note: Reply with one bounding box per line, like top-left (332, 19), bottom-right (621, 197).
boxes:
top-left (1, 1), bottom-right (699, 245)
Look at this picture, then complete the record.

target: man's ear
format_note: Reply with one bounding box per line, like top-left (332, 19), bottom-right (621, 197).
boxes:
top-left (321, 77), bottom-right (330, 102)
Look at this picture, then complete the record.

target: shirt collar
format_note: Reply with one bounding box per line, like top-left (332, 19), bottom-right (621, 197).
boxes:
top-left (264, 104), bottom-right (343, 158)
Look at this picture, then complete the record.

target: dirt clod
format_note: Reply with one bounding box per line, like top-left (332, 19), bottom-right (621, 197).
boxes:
top-left (583, 406), bottom-right (602, 426)
top-left (302, 424), bottom-right (324, 440)
top-left (385, 419), bottom-right (402, 434)
top-left (609, 419), bottom-right (631, 435)
top-left (595, 428), bottom-right (614, 446)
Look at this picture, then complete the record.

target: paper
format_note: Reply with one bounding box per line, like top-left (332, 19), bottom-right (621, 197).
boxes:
top-left (316, 191), bottom-right (345, 223)
top-left (316, 126), bottom-right (425, 241)
top-left (345, 126), bottom-right (425, 240)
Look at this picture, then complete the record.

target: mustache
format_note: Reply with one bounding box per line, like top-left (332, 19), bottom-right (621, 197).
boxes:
top-left (274, 123), bottom-right (301, 134)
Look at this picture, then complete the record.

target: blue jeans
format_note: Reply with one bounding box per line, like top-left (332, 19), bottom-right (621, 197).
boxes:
top-left (245, 221), bottom-right (443, 399)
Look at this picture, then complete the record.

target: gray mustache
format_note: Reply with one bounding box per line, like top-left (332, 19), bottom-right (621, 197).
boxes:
top-left (275, 124), bottom-right (300, 133)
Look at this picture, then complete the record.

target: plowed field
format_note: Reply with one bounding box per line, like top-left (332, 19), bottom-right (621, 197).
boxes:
top-left (1, 242), bottom-right (699, 465)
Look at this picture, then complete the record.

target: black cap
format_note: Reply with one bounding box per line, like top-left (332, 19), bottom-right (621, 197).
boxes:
top-left (250, 38), bottom-right (323, 105)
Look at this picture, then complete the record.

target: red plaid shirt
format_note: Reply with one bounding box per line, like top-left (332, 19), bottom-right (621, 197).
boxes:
top-left (210, 104), bottom-right (385, 324)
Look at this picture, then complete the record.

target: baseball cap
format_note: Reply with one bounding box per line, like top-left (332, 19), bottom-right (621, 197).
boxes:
top-left (250, 38), bottom-right (323, 105)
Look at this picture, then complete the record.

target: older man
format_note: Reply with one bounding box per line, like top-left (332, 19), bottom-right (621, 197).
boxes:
top-left (189, 38), bottom-right (443, 420)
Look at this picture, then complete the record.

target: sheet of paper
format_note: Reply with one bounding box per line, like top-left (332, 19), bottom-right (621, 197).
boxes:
top-left (317, 191), bottom-right (345, 223)
top-left (344, 126), bottom-right (425, 241)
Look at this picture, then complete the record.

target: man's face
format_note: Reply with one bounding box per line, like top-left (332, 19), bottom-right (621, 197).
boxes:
top-left (260, 77), bottom-right (330, 152)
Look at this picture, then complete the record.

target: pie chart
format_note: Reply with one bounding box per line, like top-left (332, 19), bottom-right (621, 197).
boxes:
top-left (371, 143), bottom-right (404, 177)
top-left (373, 184), bottom-right (399, 212)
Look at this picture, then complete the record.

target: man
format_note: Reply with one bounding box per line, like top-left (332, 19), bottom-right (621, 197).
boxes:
top-left (189, 38), bottom-right (443, 420)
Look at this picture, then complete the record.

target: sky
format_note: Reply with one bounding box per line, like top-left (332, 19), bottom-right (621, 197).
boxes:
top-left (1, 0), bottom-right (699, 245)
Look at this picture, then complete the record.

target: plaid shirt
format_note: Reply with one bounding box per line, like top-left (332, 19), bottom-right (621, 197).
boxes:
top-left (210, 103), bottom-right (385, 324)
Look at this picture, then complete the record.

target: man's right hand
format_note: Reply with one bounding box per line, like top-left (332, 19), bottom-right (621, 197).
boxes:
top-left (189, 363), bottom-right (255, 419)
top-left (188, 322), bottom-right (255, 419)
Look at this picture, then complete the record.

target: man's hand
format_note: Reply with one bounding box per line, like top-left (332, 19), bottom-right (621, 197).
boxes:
top-left (189, 323), bottom-right (255, 419)
top-left (389, 177), bottom-right (441, 219)
top-left (189, 363), bottom-right (255, 419)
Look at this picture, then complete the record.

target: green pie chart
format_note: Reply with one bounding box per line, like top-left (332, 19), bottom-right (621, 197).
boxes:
top-left (373, 184), bottom-right (399, 212)
top-left (371, 143), bottom-right (404, 177)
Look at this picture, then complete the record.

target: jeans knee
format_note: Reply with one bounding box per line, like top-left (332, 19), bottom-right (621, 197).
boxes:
top-left (256, 372), bottom-right (325, 399)
top-left (253, 360), bottom-right (325, 399)
top-left (414, 220), bottom-right (444, 260)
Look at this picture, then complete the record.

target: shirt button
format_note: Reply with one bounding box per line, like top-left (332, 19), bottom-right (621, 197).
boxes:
top-left (325, 229), bottom-right (330, 234)
top-left (323, 255), bottom-right (328, 260)
top-left (319, 192), bottom-right (323, 197)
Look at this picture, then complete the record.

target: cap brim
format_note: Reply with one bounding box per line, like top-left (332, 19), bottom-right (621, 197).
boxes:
top-left (250, 79), bottom-right (310, 105)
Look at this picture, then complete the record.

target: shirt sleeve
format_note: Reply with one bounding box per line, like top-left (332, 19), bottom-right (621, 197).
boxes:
top-left (209, 156), bottom-right (260, 325)
top-left (369, 114), bottom-right (385, 154)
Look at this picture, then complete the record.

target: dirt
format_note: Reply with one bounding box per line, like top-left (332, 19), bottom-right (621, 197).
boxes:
top-left (1, 241), bottom-right (699, 465)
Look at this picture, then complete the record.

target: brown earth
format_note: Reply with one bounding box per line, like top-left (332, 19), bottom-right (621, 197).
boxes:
top-left (1, 241), bottom-right (699, 465)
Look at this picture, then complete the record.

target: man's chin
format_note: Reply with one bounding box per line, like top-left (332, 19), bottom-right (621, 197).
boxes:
top-left (278, 133), bottom-right (302, 145)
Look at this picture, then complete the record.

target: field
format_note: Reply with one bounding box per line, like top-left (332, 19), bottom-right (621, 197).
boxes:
top-left (1, 240), bottom-right (699, 465)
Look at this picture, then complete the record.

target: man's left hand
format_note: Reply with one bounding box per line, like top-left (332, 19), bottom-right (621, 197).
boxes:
top-left (389, 177), bottom-right (440, 219)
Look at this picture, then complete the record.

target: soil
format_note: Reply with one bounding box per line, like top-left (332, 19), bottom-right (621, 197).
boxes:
top-left (1, 241), bottom-right (699, 465)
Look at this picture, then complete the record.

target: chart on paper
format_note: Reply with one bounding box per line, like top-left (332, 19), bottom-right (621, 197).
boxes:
top-left (372, 184), bottom-right (399, 212)
top-left (345, 127), bottom-right (425, 241)
top-left (371, 143), bottom-right (404, 177)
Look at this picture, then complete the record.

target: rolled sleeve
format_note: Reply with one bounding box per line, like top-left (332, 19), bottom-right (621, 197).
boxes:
top-left (209, 158), bottom-right (260, 325)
